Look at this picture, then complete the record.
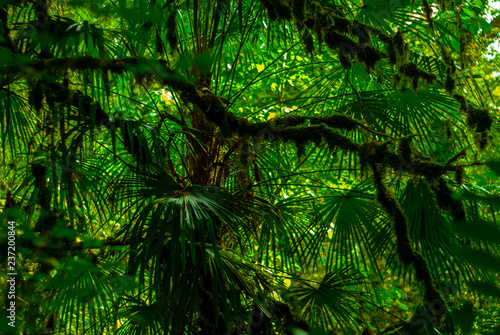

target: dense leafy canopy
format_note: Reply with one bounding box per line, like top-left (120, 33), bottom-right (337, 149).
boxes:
top-left (1, 0), bottom-right (500, 334)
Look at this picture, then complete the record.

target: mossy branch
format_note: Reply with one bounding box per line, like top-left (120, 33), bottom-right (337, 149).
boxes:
top-left (369, 162), bottom-right (446, 324)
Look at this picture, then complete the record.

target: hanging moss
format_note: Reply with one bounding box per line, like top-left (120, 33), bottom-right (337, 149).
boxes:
top-left (166, 11), bottom-right (178, 53)
top-left (324, 30), bottom-right (357, 53)
top-left (392, 30), bottom-right (405, 54)
top-left (313, 13), bottom-right (330, 33)
top-left (29, 80), bottom-right (44, 112)
top-left (398, 63), bottom-right (437, 91)
top-left (413, 252), bottom-right (432, 283)
top-left (292, 0), bottom-right (305, 23)
top-left (260, 0), bottom-right (291, 20)
top-left (274, 1), bottom-right (293, 20)
top-left (444, 69), bottom-right (455, 93)
top-left (454, 97), bottom-right (494, 150)
top-left (386, 30), bottom-right (409, 66)
top-left (413, 161), bottom-right (446, 180)
top-left (444, 120), bottom-right (452, 140)
top-left (155, 29), bottom-right (165, 56)
top-left (332, 15), bottom-right (350, 33)
top-left (371, 164), bottom-right (414, 266)
top-left (359, 141), bottom-right (378, 173)
top-left (357, 45), bottom-right (383, 71)
top-left (301, 30), bottom-right (315, 54)
top-left (309, 114), bottom-right (361, 131)
top-left (440, 45), bottom-right (455, 71)
top-left (370, 162), bottom-right (446, 323)
top-left (392, 73), bottom-right (402, 89)
top-left (445, 148), bottom-right (466, 166)
top-left (398, 63), bottom-right (419, 77)
top-left (397, 136), bottom-right (413, 165)
top-left (455, 167), bottom-right (464, 186)
top-left (466, 107), bottom-right (492, 139)
top-left (453, 94), bottom-right (467, 108)
top-left (353, 25), bottom-right (371, 46)
top-left (32, 163), bottom-right (47, 188)
top-left (260, 0), bottom-right (278, 20)
top-left (338, 53), bottom-right (352, 69)
top-left (320, 127), bottom-right (360, 152)
top-left (387, 43), bottom-right (397, 65)
top-left (361, 327), bottom-right (374, 335)
top-left (428, 177), bottom-right (466, 221)
top-left (278, 124), bottom-right (314, 157)
top-left (239, 139), bottom-right (251, 167)
top-left (304, 18), bottom-right (314, 29)
top-left (274, 115), bottom-right (309, 127)
top-left (201, 93), bottom-right (230, 136)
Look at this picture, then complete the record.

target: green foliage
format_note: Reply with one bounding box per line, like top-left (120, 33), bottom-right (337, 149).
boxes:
top-left (0, 0), bottom-right (500, 334)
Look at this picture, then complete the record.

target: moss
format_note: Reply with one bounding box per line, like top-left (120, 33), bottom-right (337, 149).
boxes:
top-left (71, 56), bottom-right (100, 71)
top-left (301, 30), bottom-right (314, 54)
top-left (304, 18), bottom-right (315, 29)
top-left (371, 164), bottom-right (413, 266)
top-left (371, 161), bottom-right (446, 322)
top-left (466, 107), bottom-right (492, 133)
top-left (275, 115), bottom-right (309, 127)
top-left (373, 141), bottom-right (393, 163)
top-left (453, 94), bottom-right (467, 108)
top-left (32, 163), bottom-right (47, 188)
top-left (444, 69), bottom-right (455, 93)
top-left (324, 30), bottom-right (357, 53)
top-left (274, 1), bottom-right (292, 20)
top-left (279, 124), bottom-right (312, 143)
top-left (358, 45), bottom-right (382, 71)
top-left (358, 140), bottom-right (377, 172)
top-left (464, 106), bottom-right (493, 150)
top-left (260, 0), bottom-right (292, 21)
top-left (338, 53), bottom-right (351, 69)
top-left (478, 132), bottom-right (489, 150)
top-left (29, 80), bottom-right (44, 112)
top-left (239, 139), bottom-right (250, 166)
top-left (423, 285), bottom-right (446, 325)
top-left (445, 148), bottom-right (466, 166)
top-left (387, 30), bottom-right (408, 65)
top-left (314, 13), bottom-right (330, 31)
top-left (411, 76), bottom-right (419, 91)
top-left (392, 73), bottom-right (402, 89)
top-left (226, 112), bottom-right (242, 131)
top-left (260, 0), bottom-right (278, 21)
top-left (397, 136), bottom-right (413, 165)
top-left (398, 62), bottom-right (437, 91)
top-left (202, 94), bottom-right (231, 136)
top-left (166, 11), bottom-right (178, 52)
top-left (445, 121), bottom-right (452, 140)
top-left (292, 0), bottom-right (305, 23)
top-left (429, 177), bottom-right (466, 221)
top-left (440, 46), bottom-right (455, 70)
top-left (393, 30), bottom-right (405, 55)
top-left (321, 128), bottom-right (359, 152)
top-left (295, 141), bottom-right (307, 158)
top-left (361, 327), bottom-right (374, 335)
top-left (332, 15), bottom-right (350, 33)
top-left (353, 26), bottom-right (371, 46)
top-left (387, 43), bottom-right (397, 65)
top-left (309, 114), bottom-right (361, 131)
top-left (413, 252), bottom-right (432, 283)
top-left (414, 162), bottom-right (446, 180)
